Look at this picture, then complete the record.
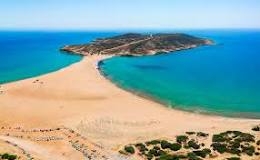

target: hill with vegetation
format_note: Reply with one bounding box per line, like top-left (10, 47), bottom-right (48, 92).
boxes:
top-left (61, 33), bottom-right (212, 56)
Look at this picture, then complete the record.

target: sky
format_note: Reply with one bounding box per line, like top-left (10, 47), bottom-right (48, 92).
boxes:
top-left (0, 0), bottom-right (260, 30)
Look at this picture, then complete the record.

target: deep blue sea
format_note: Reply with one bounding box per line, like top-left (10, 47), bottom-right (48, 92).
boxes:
top-left (1, 30), bottom-right (260, 118)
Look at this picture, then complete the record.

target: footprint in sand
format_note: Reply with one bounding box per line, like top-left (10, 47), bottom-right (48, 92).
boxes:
top-left (32, 79), bottom-right (44, 85)
top-left (0, 86), bottom-right (3, 95)
top-left (32, 79), bottom-right (39, 83)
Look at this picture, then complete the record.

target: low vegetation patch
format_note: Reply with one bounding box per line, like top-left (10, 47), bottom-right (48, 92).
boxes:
top-left (192, 148), bottom-right (211, 158)
top-left (211, 131), bottom-right (257, 156)
top-left (176, 135), bottom-right (189, 144)
top-left (0, 153), bottom-right (17, 160)
top-left (119, 129), bottom-right (260, 160)
top-left (252, 125), bottom-right (260, 131)
top-left (196, 132), bottom-right (209, 138)
top-left (187, 139), bottom-right (200, 149)
top-left (124, 145), bottom-right (135, 154)
top-left (186, 132), bottom-right (196, 135)
top-left (226, 157), bottom-right (241, 160)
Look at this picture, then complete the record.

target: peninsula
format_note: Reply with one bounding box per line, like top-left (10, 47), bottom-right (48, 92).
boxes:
top-left (0, 33), bottom-right (259, 160)
top-left (61, 33), bottom-right (212, 56)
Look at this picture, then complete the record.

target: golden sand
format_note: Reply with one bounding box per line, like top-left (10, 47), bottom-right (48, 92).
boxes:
top-left (0, 55), bottom-right (259, 159)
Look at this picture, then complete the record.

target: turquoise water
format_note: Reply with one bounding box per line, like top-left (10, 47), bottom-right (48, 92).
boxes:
top-left (1, 30), bottom-right (260, 118)
top-left (100, 30), bottom-right (260, 118)
top-left (0, 31), bottom-right (116, 84)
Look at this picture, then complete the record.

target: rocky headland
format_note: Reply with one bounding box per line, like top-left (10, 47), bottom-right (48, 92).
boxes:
top-left (61, 33), bottom-right (212, 56)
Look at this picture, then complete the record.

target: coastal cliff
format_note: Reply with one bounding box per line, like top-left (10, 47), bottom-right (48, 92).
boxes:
top-left (61, 33), bottom-right (212, 56)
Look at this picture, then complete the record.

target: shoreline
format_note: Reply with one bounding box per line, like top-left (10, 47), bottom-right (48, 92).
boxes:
top-left (92, 55), bottom-right (260, 123)
top-left (1, 55), bottom-right (259, 123)
top-left (2, 55), bottom-right (259, 121)
top-left (0, 56), bottom-right (84, 86)
top-left (0, 55), bottom-right (260, 159)
top-left (97, 56), bottom-right (260, 120)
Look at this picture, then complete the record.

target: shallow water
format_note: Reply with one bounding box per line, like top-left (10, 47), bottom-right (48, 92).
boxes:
top-left (100, 30), bottom-right (260, 118)
top-left (0, 31), bottom-right (117, 84)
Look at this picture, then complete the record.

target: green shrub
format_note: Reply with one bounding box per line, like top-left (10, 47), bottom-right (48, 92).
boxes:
top-left (213, 131), bottom-right (255, 143)
top-left (186, 131), bottom-right (196, 135)
top-left (146, 139), bottom-right (161, 145)
top-left (211, 131), bottom-right (258, 156)
top-left (211, 143), bottom-right (227, 154)
top-left (203, 148), bottom-right (211, 154)
top-left (169, 143), bottom-right (182, 151)
top-left (257, 140), bottom-right (260, 145)
top-left (212, 134), bottom-right (226, 142)
top-left (135, 143), bottom-right (145, 148)
top-left (230, 141), bottom-right (240, 149)
top-left (236, 133), bottom-right (255, 143)
top-left (241, 145), bottom-right (255, 156)
top-left (196, 132), bottom-right (208, 137)
top-left (176, 135), bottom-right (189, 144)
top-left (192, 150), bottom-right (206, 158)
top-left (161, 140), bottom-right (172, 149)
top-left (226, 157), bottom-right (241, 160)
top-left (192, 148), bottom-right (211, 158)
top-left (157, 150), bottom-right (166, 156)
top-left (227, 147), bottom-right (241, 155)
top-left (124, 145), bottom-right (135, 154)
top-left (187, 152), bottom-right (202, 160)
top-left (1, 153), bottom-right (17, 160)
top-left (149, 148), bottom-right (160, 157)
top-left (252, 125), bottom-right (260, 131)
top-left (145, 152), bottom-right (154, 160)
top-left (188, 140), bottom-right (200, 149)
top-left (135, 143), bottom-right (148, 153)
top-left (157, 154), bottom-right (181, 160)
top-left (161, 140), bottom-right (182, 151)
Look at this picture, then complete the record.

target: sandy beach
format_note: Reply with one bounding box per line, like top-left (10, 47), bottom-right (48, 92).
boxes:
top-left (0, 55), bottom-right (259, 159)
